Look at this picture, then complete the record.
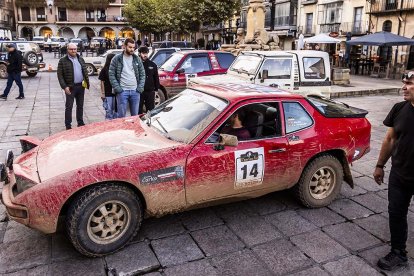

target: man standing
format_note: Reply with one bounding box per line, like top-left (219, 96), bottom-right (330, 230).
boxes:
top-left (0, 43), bottom-right (24, 100)
top-left (109, 38), bottom-right (145, 117)
top-left (57, 43), bottom-right (90, 130)
top-left (138, 46), bottom-right (160, 113)
top-left (374, 71), bottom-right (414, 271)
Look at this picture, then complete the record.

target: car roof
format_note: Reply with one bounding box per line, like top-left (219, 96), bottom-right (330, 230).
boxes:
top-left (240, 50), bottom-right (329, 58)
top-left (172, 50), bottom-right (232, 56)
top-left (190, 83), bottom-right (303, 102)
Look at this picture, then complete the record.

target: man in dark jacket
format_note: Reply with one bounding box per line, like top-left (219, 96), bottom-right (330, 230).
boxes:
top-left (0, 43), bottom-right (24, 100)
top-left (57, 43), bottom-right (90, 130)
top-left (138, 46), bottom-right (160, 113)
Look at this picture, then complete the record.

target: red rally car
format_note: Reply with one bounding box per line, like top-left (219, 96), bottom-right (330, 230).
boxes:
top-left (0, 83), bottom-right (371, 257)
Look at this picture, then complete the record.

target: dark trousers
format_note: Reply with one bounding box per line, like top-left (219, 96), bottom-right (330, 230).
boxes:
top-left (388, 169), bottom-right (414, 251)
top-left (65, 85), bottom-right (85, 128)
top-left (139, 90), bottom-right (155, 114)
top-left (3, 72), bottom-right (24, 97)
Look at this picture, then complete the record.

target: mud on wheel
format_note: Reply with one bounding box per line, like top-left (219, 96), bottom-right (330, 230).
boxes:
top-left (294, 155), bottom-right (343, 208)
top-left (66, 183), bottom-right (143, 257)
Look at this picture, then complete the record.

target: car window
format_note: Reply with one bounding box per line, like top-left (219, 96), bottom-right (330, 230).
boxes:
top-left (230, 55), bottom-right (262, 75)
top-left (1, 43), bottom-right (6, 52)
top-left (16, 43), bottom-right (27, 52)
top-left (303, 57), bottom-right (326, 79)
top-left (283, 102), bottom-right (313, 133)
top-left (160, 53), bottom-right (183, 72)
top-left (260, 58), bottom-right (292, 79)
top-left (180, 55), bottom-right (211, 74)
top-left (307, 96), bottom-right (368, 118)
top-left (152, 50), bottom-right (175, 67)
top-left (215, 53), bottom-right (235, 69)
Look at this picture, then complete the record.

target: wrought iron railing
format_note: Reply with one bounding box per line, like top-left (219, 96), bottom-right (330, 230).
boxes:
top-left (368, 0), bottom-right (414, 13)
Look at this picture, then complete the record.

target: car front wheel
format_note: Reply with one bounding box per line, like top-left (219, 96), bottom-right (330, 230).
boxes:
top-left (0, 64), bottom-right (7, 79)
top-left (66, 183), bottom-right (143, 257)
top-left (155, 89), bottom-right (166, 106)
top-left (295, 155), bottom-right (343, 208)
top-left (85, 64), bottom-right (95, 76)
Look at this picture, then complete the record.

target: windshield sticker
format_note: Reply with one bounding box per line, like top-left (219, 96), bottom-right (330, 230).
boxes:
top-left (182, 89), bottom-right (227, 111)
top-left (139, 166), bottom-right (184, 185)
top-left (234, 147), bottom-right (265, 189)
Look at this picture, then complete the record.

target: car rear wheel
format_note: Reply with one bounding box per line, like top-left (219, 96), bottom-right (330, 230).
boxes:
top-left (66, 183), bottom-right (143, 257)
top-left (85, 64), bottom-right (95, 76)
top-left (0, 64), bottom-right (7, 79)
top-left (294, 155), bottom-right (343, 208)
top-left (26, 71), bottom-right (38, 77)
top-left (155, 89), bottom-right (166, 106)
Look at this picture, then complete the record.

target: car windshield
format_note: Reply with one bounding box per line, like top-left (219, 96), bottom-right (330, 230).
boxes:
top-left (230, 55), bottom-right (262, 75)
top-left (51, 38), bottom-right (59, 42)
top-left (159, 53), bottom-right (183, 72)
top-left (142, 89), bottom-right (227, 143)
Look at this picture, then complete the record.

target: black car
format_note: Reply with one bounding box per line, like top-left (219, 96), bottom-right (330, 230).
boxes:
top-left (151, 41), bottom-right (194, 49)
top-left (0, 41), bottom-right (45, 78)
top-left (149, 47), bottom-right (194, 67)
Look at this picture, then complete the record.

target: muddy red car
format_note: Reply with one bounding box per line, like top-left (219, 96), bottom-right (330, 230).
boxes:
top-left (0, 83), bottom-right (370, 257)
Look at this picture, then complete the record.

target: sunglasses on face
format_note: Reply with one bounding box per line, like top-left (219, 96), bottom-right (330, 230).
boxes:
top-left (402, 72), bottom-right (414, 80)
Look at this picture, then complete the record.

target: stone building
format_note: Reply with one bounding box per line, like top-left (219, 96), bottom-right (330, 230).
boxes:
top-left (14, 0), bottom-right (138, 40)
top-left (0, 0), bottom-right (15, 38)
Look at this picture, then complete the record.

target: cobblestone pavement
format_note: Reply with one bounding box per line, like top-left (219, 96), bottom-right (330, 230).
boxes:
top-left (0, 72), bottom-right (412, 276)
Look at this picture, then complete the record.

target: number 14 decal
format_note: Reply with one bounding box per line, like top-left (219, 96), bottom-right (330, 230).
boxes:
top-left (234, 147), bottom-right (265, 189)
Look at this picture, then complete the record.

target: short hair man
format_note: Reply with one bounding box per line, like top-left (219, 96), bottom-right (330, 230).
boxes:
top-left (374, 71), bottom-right (414, 271)
top-left (221, 109), bottom-right (251, 140)
top-left (0, 43), bottom-right (24, 100)
top-left (57, 43), bottom-right (90, 130)
top-left (138, 46), bottom-right (160, 113)
top-left (109, 38), bottom-right (145, 117)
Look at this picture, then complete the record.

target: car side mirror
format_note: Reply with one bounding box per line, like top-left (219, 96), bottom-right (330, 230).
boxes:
top-left (213, 134), bottom-right (238, 150)
top-left (176, 68), bottom-right (185, 74)
top-left (261, 69), bottom-right (268, 83)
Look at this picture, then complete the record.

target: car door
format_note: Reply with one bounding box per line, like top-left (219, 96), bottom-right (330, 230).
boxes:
top-left (185, 100), bottom-right (290, 204)
top-left (256, 57), bottom-right (295, 91)
top-left (176, 53), bottom-right (212, 87)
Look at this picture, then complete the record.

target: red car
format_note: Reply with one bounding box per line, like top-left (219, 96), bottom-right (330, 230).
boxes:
top-left (0, 83), bottom-right (370, 257)
top-left (157, 50), bottom-right (235, 102)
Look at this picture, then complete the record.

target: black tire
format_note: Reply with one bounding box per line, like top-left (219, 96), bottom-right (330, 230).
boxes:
top-left (23, 51), bottom-right (38, 66)
top-left (66, 183), bottom-right (143, 257)
top-left (26, 71), bottom-right (38, 77)
top-left (85, 64), bottom-right (95, 76)
top-left (294, 155), bottom-right (343, 208)
top-left (155, 89), bottom-right (166, 106)
top-left (0, 64), bottom-right (7, 79)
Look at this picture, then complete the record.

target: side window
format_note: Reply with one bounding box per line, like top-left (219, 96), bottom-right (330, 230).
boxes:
top-left (260, 58), bottom-right (292, 79)
top-left (180, 55), bottom-right (211, 74)
top-left (215, 53), bottom-right (235, 69)
top-left (152, 50), bottom-right (174, 67)
top-left (1, 43), bottom-right (7, 52)
top-left (283, 102), bottom-right (313, 133)
top-left (303, 57), bottom-right (326, 79)
top-left (207, 102), bottom-right (281, 143)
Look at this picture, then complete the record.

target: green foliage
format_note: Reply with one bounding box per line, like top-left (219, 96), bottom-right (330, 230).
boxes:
top-left (124, 0), bottom-right (240, 34)
top-left (15, 0), bottom-right (45, 8)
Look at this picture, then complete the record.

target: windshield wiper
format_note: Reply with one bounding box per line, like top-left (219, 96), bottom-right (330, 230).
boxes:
top-left (153, 117), bottom-right (168, 134)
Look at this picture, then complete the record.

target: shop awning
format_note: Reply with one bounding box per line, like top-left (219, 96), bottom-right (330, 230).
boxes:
top-left (304, 33), bottom-right (341, 44)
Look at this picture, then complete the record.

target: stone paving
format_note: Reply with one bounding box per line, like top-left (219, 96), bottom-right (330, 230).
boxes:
top-left (0, 70), bottom-right (412, 275)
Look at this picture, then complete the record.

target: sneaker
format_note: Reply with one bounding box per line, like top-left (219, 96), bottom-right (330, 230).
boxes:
top-left (0, 94), bottom-right (7, 100)
top-left (66, 126), bottom-right (72, 130)
top-left (15, 96), bottom-right (25, 99)
top-left (378, 249), bottom-right (408, 271)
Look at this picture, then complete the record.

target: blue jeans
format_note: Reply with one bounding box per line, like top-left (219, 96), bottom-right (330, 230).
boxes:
top-left (103, 97), bottom-right (117, 120)
top-left (3, 72), bottom-right (24, 97)
top-left (116, 90), bottom-right (140, 117)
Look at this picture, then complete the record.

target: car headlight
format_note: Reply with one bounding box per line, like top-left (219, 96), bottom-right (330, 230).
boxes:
top-left (14, 175), bottom-right (37, 196)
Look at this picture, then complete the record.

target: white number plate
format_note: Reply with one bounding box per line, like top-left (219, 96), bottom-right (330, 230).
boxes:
top-left (234, 147), bottom-right (265, 189)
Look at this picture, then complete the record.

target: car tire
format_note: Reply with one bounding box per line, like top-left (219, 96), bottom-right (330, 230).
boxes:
top-left (155, 89), bottom-right (166, 106)
top-left (66, 183), bottom-right (143, 257)
top-left (26, 71), bottom-right (38, 77)
top-left (85, 64), bottom-right (95, 76)
top-left (0, 64), bottom-right (7, 79)
top-left (294, 155), bottom-right (343, 208)
top-left (24, 51), bottom-right (38, 66)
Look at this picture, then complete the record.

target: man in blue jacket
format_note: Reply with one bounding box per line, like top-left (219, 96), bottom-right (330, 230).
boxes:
top-left (109, 38), bottom-right (145, 117)
top-left (0, 43), bottom-right (24, 100)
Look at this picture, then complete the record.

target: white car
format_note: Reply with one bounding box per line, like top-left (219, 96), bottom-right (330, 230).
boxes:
top-left (82, 49), bottom-right (123, 75)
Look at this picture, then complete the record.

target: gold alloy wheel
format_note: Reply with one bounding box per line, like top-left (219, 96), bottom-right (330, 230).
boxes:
top-left (308, 166), bottom-right (337, 200)
top-left (87, 200), bottom-right (131, 245)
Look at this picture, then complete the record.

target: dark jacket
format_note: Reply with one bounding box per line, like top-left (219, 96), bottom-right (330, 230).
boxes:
top-left (57, 54), bottom-right (90, 89)
top-left (142, 59), bottom-right (160, 92)
top-left (7, 49), bottom-right (23, 74)
top-left (108, 53), bottom-right (145, 94)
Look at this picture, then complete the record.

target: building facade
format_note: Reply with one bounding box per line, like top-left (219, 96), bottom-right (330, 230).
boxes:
top-left (14, 0), bottom-right (138, 40)
top-left (0, 0), bottom-right (15, 38)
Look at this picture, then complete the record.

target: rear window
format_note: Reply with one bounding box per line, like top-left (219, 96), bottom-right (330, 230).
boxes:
top-left (215, 53), bottom-right (235, 69)
top-left (303, 57), bottom-right (326, 79)
top-left (307, 96), bottom-right (368, 118)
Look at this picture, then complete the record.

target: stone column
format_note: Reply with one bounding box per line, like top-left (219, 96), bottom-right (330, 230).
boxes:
top-left (245, 0), bottom-right (266, 42)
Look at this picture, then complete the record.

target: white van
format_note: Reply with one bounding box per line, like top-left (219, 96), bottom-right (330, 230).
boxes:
top-left (189, 50), bottom-right (332, 97)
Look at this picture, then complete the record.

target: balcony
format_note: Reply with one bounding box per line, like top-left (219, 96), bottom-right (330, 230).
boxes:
top-left (298, 25), bottom-right (316, 36)
top-left (367, 0), bottom-right (414, 14)
top-left (57, 14), bottom-right (126, 23)
top-left (320, 23), bottom-right (340, 33)
top-left (319, 22), bottom-right (368, 35)
top-left (264, 16), bottom-right (297, 30)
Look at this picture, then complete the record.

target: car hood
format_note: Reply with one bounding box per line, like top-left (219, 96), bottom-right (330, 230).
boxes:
top-left (36, 118), bottom-right (180, 181)
top-left (190, 72), bottom-right (250, 84)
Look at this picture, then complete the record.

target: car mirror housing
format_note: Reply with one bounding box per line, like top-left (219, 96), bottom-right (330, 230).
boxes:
top-left (261, 69), bottom-right (269, 83)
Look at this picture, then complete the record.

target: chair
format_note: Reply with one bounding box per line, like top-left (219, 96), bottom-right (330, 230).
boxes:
top-left (245, 110), bottom-right (264, 138)
top-left (371, 62), bottom-right (385, 78)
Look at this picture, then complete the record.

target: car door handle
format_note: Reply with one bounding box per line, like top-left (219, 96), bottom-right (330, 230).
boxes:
top-left (269, 148), bottom-right (286, 153)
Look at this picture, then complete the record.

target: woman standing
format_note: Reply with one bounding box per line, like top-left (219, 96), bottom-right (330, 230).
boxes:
top-left (99, 53), bottom-right (117, 119)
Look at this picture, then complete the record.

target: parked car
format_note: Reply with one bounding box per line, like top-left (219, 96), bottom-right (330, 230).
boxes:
top-left (0, 83), bottom-right (371, 257)
top-left (190, 50), bottom-right (332, 97)
top-left (44, 36), bottom-right (67, 51)
top-left (152, 40), bottom-right (194, 49)
top-left (0, 41), bottom-right (45, 78)
top-left (83, 49), bottom-right (123, 75)
top-left (157, 50), bottom-right (235, 103)
top-left (90, 37), bottom-right (107, 49)
top-left (32, 36), bottom-right (46, 50)
top-left (69, 38), bottom-right (83, 49)
top-left (150, 47), bottom-right (194, 67)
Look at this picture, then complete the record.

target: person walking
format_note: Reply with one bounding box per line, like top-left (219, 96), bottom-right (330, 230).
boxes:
top-left (0, 43), bottom-right (24, 100)
top-left (138, 46), bottom-right (160, 114)
top-left (99, 53), bottom-right (117, 120)
top-left (57, 43), bottom-right (90, 130)
top-left (108, 38), bottom-right (145, 117)
top-left (374, 71), bottom-right (414, 271)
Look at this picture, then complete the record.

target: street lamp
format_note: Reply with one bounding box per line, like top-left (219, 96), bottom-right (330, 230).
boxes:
top-left (47, 0), bottom-right (53, 14)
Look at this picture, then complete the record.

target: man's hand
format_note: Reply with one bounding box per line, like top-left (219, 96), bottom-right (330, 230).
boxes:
top-left (373, 167), bottom-right (384, 185)
top-left (64, 87), bottom-right (71, 95)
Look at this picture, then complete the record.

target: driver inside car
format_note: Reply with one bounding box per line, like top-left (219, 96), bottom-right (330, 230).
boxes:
top-left (221, 109), bottom-right (251, 140)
